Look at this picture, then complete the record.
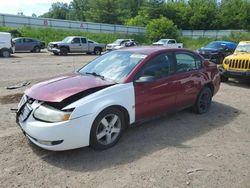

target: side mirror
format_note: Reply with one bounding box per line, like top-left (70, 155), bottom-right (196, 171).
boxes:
top-left (135, 76), bottom-right (156, 84)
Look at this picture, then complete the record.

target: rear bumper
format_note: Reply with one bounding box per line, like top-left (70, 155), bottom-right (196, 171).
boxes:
top-left (219, 67), bottom-right (250, 78)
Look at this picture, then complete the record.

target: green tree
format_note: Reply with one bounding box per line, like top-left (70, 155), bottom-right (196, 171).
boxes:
top-left (188, 0), bottom-right (218, 30)
top-left (146, 17), bottom-right (179, 42)
top-left (42, 2), bottom-right (70, 20)
top-left (68, 0), bottom-right (90, 21)
top-left (219, 0), bottom-right (250, 29)
top-left (85, 0), bottom-right (129, 24)
top-left (126, 9), bottom-right (150, 26)
top-left (163, 1), bottom-right (192, 29)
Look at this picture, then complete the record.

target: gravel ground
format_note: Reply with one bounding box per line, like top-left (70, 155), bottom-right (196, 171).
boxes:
top-left (0, 52), bottom-right (250, 188)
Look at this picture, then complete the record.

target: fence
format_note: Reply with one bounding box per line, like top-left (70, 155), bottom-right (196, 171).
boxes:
top-left (181, 30), bottom-right (243, 38)
top-left (0, 13), bottom-right (244, 38)
top-left (0, 13), bottom-right (145, 35)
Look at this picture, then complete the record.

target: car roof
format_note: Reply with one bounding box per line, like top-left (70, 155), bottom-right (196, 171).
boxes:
top-left (0, 32), bottom-right (11, 35)
top-left (117, 46), bottom-right (189, 55)
top-left (211, 41), bottom-right (237, 44)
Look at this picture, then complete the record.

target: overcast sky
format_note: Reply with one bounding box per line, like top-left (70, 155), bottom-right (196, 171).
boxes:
top-left (0, 0), bottom-right (72, 16)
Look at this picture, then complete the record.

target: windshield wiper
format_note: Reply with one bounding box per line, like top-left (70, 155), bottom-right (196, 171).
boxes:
top-left (85, 72), bottom-right (105, 80)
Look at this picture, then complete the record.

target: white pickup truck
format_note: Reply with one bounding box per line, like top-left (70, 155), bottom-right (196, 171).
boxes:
top-left (152, 39), bottom-right (183, 48)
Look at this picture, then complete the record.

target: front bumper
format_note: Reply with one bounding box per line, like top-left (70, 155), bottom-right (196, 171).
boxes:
top-left (219, 67), bottom-right (250, 78)
top-left (16, 101), bottom-right (94, 151)
top-left (47, 47), bottom-right (60, 53)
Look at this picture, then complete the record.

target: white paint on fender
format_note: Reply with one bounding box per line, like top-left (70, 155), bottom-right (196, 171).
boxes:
top-left (65, 82), bottom-right (135, 124)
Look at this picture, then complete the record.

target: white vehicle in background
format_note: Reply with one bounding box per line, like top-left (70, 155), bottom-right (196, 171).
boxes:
top-left (152, 39), bottom-right (183, 48)
top-left (106, 39), bottom-right (137, 51)
top-left (0, 32), bottom-right (15, 57)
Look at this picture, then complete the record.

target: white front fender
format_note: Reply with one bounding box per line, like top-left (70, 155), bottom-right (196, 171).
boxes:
top-left (64, 82), bottom-right (135, 124)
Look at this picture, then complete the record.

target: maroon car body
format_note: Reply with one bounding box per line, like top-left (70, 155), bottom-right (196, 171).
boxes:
top-left (26, 47), bottom-right (220, 122)
top-left (17, 46), bottom-right (221, 150)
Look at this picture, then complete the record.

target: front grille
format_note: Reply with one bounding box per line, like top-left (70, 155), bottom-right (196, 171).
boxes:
top-left (229, 59), bottom-right (250, 70)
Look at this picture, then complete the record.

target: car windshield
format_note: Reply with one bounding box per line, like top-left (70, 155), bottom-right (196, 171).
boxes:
top-left (205, 42), bottom-right (224, 49)
top-left (79, 51), bottom-right (147, 82)
top-left (158, 39), bottom-right (167, 43)
top-left (113, 39), bottom-right (124, 45)
top-left (62, 37), bottom-right (73, 43)
top-left (235, 44), bottom-right (250, 53)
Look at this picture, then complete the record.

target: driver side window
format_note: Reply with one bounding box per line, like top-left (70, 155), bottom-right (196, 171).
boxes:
top-left (136, 53), bottom-right (175, 80)
top-left (72, 38), bottom-right (80, 44)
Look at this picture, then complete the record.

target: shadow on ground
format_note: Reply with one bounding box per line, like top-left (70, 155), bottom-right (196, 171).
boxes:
top-left (225, 78), bottom-right (250, 89)
top-left (31, 101), bottom-right (240, 172)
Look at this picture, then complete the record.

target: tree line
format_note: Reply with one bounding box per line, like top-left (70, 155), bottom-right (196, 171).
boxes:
top-left (41, 0), bottom-right (250, 30)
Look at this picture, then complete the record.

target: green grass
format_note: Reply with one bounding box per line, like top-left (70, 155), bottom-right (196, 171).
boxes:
top-left (180, 37), bottom-right (215, 50)
top-left (0, 26), bottom-right (145, 45)
top-left (1, 26), bottom-right (250, 50)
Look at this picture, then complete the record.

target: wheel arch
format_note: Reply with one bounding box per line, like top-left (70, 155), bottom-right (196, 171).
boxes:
top-left (103, 105), bottom-right (130, 128)
top-left (204, 82), bottom-right (214, 95)
top-left (60, 45), bottom-right (70, 52)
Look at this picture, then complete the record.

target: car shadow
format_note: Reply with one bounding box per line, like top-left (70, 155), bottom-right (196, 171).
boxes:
top-left (224, 78), bottom-right (250, 89)
top-left (31, 101), bottom-right (240, 172)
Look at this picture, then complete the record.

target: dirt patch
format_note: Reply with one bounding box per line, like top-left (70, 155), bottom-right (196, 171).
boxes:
top-left (0, 93), bottom-right (23, 104)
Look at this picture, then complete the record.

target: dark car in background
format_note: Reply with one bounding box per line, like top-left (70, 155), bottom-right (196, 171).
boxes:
top-left (197, 41), bottom-right (237, 64)
top-left (13, 37), bottom-right (45, 52)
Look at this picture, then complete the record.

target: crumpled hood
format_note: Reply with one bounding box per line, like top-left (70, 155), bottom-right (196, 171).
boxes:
top-left (49, 41), bottom-right (67, 45)
top-left (199, 47), bottom-right (219, 53)
top-left (25, 73), bottom-right (114, 102)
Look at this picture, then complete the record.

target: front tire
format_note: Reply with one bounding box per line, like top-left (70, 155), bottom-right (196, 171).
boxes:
top-left (60, 47), bottom-right (68, 56)
top-left (194, 87), bottom-right (212, 114)
top-left (32, 46), bottom-right (41, 53)
top-left (90, 107), bottom-right (125, 150)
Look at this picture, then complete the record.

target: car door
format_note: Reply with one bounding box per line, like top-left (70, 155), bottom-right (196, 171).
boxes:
top-left (70, 37), bottom-right (82, 52)
top-left (134, 52), bottom-right (179, 121)
top-left (14, 38), bottom-right (23, 51)
top-left (80, 38), bottom-right (88, 52)
top-left (25, 38), bottom-right (36, 51)
top-left (174, 52), bottom-right (204, 108)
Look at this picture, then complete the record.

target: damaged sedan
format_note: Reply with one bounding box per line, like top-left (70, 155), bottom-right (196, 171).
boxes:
top-left (16, 47), bottom-right (220, 151)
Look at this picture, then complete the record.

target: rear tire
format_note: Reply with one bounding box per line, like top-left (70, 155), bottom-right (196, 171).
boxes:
top-left (0, 49), bottom-right (10, 57)
top-left (90, 107), bottom-right (125, 150)
top-left (193, 87), bottom-right (212, 114)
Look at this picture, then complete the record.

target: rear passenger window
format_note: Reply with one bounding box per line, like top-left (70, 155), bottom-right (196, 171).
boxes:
top-left (168, 40), bottom-right (175, 44)
top-left (176, 53), bottom-right (201, 72)
top-left (81, 38), bottom-right (87, 43)
top-left (24, 38), bottom-right (34, 43)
